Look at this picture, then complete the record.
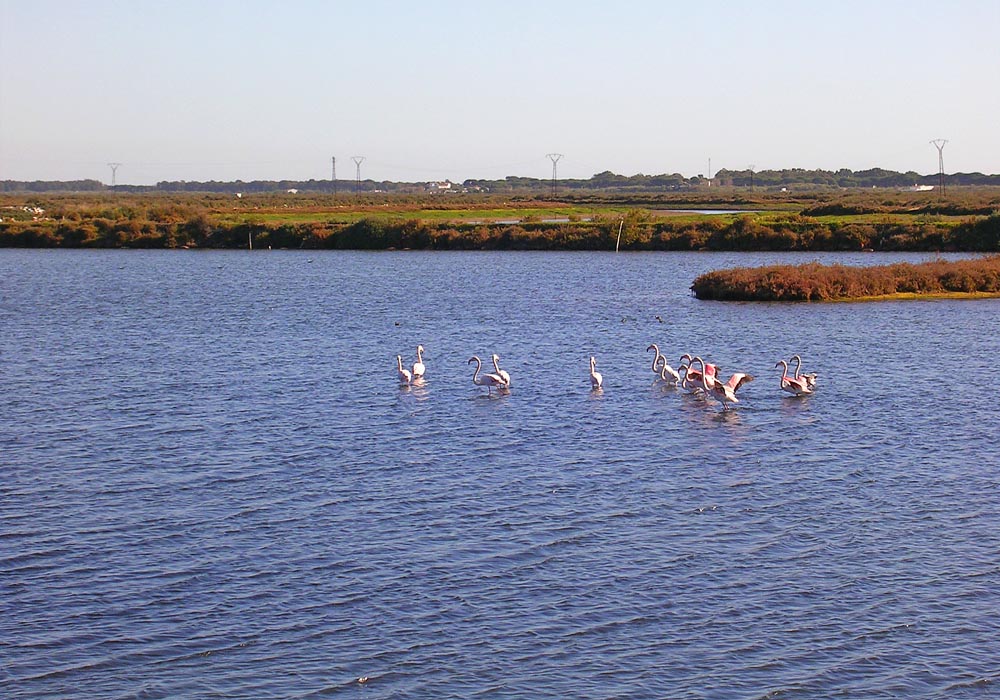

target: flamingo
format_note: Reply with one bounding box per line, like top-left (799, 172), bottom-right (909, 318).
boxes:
top-left (647, 343), bottom-right (663, 375)
top-left (789, 354), bottom-right (817, 390)
top-left (680, 353), bottom-right (717, 392)
top-left (491, 354), bottom-right (511, 388)
top-left (469, 356), bottom-right (506, 395)
top-left (655, 355), bottom-right (680, 384)
top-left (697, 357), bottom-right (747, 410)
top-left (716, 368), bottom-right (755, 394)
top-left (396, 355), bottom-right (412, 385)
top-left (649, 344), bottom-right (680, 383)
top-left (411, 345), bottom-right (425, 379)
top-left (659, 360), bottom-right (680, 386)
top-left (775, 359), bottom-right (813, 396)
top-left (589, 356), bottom-right (603, 389)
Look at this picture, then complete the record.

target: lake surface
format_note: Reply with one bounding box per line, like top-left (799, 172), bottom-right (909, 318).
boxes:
top-left (2, 249), bottom-right (999, 699)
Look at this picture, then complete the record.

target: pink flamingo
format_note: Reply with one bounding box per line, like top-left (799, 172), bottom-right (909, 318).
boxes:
top-left (775, 359), bottom-right (813, 396)
top-left (697, 357), bottom-right (752, 409)
top-left (680, 353), bottom-right (718, 392)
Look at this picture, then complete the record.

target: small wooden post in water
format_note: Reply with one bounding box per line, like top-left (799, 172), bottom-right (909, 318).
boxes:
top-left (248, 232), bottom-right (253, 251)
top-left (615, 218), bottom-right (624, 252)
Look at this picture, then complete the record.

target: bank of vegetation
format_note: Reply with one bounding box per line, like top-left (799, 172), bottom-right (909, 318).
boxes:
top-left (2, 191), bottom-right (1000, 252)
top-left (690, 256), bottom-right (1000, 301)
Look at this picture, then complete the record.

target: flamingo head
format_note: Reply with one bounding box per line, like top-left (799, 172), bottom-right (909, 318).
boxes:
top-left (646, 343), bottom-right (658, 353)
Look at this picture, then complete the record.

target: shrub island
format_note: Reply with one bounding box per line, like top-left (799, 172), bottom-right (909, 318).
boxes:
top-left (690, 256), bottom-right (1000, 302)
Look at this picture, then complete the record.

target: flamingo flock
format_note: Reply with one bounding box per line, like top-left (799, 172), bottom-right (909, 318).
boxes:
top-left (394, 343), bottom-right (818, 409)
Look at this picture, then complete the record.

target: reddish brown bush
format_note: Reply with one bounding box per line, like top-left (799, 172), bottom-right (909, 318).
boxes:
top-left (691, 256), bottom-right (1000, 301)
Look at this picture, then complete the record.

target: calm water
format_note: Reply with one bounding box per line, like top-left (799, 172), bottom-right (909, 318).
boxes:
top-left (2, 249), bottom-right (999, 699)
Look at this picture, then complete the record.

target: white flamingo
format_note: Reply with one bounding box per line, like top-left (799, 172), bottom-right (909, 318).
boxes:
top-left (411, 345), bottom-right (426, 379)
top-left (647, 343), bottom-right (663, 375)
top-left (658, 356), bottom-right (680, 384)
top-left (469, 356), bottom-right (506, 395)
top-left (396, 355), bottom-right (412, 385)
top-left (491, 354), bottom-right (511, 388)
top-left (776, 359), bottom-right (813, 396)
top-left (589, 356), bottom-right (603, 389)
top-left (649, 344), bottom-right (680, 384)
top-left (790, 354), bottom-right (817, 390)
top-left (658, 360), bottom-right (680, 386)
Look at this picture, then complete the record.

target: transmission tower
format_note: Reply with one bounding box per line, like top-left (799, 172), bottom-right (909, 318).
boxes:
top-left (107, 162), bottom-right (121, 190)
top-left (332, 156), bottom-right (337, 196)
top-left (930, 139), bottom-right (948, 195)
top-left (546, 153), bottom-right (563, 196)
top-left (748, 164), bottom-right (756, 192)
top-left (352, 156), bottom-right (365, 194)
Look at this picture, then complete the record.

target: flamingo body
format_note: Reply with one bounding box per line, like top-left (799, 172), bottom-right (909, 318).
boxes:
top-left (659, 360), bottom-right (680, 384)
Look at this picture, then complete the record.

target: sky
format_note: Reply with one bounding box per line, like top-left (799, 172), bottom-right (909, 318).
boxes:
top-left (1, 0), bottom-right (998, 185)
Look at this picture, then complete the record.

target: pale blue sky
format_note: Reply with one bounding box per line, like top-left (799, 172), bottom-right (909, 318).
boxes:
top-left (2, 0), bottom-right (998, 185)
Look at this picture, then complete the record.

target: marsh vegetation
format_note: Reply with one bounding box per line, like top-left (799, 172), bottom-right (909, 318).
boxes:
top-left (2, 189), bottom-right (999, 252)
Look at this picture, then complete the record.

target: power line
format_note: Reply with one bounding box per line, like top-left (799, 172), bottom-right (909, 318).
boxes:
top-left (331, 156), bottom-right (337, 196)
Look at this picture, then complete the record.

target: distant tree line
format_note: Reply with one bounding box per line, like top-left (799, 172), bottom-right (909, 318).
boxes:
top-left (4, 168), bottom-right (1000, 194)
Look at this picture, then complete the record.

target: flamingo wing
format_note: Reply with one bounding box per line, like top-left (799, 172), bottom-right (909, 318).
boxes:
top-left (727, 373), bottom-right (754, 391)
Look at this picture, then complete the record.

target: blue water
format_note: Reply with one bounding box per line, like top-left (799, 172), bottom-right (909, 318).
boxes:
top-left (2, 249), bottom-right (999, 699)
